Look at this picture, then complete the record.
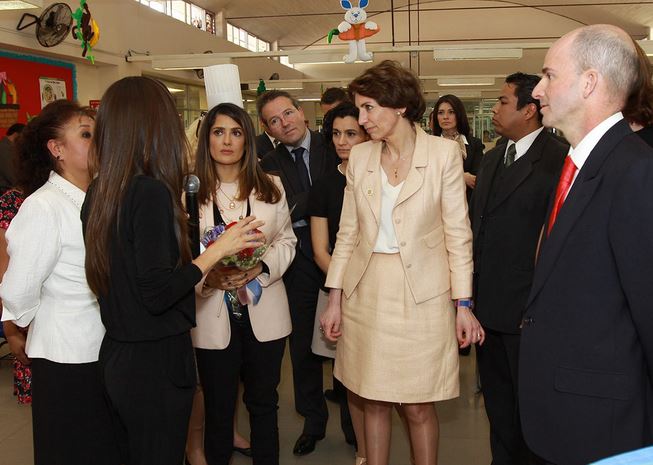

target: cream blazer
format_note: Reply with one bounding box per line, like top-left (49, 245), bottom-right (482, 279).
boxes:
top-left (325, 126), bottom-right (473, 304)
top-left (191, 176), bottom-right (296, 349)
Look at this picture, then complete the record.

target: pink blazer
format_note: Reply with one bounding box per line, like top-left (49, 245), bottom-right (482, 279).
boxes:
top-left (191, 176), bottom-right (296, 349)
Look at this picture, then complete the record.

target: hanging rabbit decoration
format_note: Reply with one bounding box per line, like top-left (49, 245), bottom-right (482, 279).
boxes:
top-left (332, 0), bottom-right (380, 63)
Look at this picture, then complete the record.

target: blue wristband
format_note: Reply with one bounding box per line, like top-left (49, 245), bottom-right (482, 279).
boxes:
top-left (456, 299), bottom-right (473, 309)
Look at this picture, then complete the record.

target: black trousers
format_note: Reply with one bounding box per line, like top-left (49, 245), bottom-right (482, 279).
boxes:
top-left (31, 358), bottom-right (120, 465)
top-left (196, 316), bottom-right (286, 465)
top-left (100, 332), bottom-right (196, 465)
top-left (476, 328), bottom-right (530, 465)
top-left (283, 249), bottom-right (329, 436)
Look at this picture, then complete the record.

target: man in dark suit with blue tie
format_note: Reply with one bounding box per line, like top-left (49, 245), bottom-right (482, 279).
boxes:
top-left (520, 24), bottom-right (653, 465)
top-left (471, 72), bottom-right (567, 465)
top-left (257, 90), bottom-right (337, 456)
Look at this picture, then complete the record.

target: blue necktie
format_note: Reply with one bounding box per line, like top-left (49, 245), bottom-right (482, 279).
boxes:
top-left (292, 147), bottom-right (310, 191)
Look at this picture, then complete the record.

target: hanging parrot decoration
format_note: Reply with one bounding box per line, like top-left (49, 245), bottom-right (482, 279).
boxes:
top-left (0, 72), bottom-right (18, 106)
top-left (72, 0), bottom-right (100, 64)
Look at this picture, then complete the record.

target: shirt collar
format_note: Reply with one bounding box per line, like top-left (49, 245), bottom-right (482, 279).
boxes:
top-left (47, 171), bottom-right (85, 209)
top-left (507, 127), bottom-right (544, 162)
top-left (285, 130), bottom-right (311, 157)
top-left (439, 133), bottom-right (469, 145)
top-left (568, 112), bottom-right (623, 172)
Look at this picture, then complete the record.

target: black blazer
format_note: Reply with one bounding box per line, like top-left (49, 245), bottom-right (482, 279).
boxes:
top-left (519, 120), bottom-right (653, 465)
top-left (260, 130), bottom-right (337, 257)
top-left (255, 133), bottom-right (275, 160)
top-left (459, 135), bottom-right (484, 203)
top-left (470, 130), bottom-right (567, 333)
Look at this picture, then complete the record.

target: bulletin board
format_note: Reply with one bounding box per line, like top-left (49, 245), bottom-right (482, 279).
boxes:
top-left (0, 50), bottom-right (76, 137)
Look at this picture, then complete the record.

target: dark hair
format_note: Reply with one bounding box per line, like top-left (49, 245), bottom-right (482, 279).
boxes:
top-left (432, 94), bottom-right (471, 137)
top-left (348, 60), bottom-right (426, 122)
top-left (256, 90), bottom-right (300, 122)
top-left (505, 72), bottom-right (543, 123)
top-left (15, 100), bottom-right (93, 196)
top-left (320, 87), bottom-right (348, 105)
top-left (7, 123), bottom-right (25, 137)
top-left (195, 102), bottom-right (281, 206)
top-left (623, 38), bottom-right (653, 127)
top-left (322, 102), bottom-right (363, 151)
top-left (84, 76), bottom-right (190, 296)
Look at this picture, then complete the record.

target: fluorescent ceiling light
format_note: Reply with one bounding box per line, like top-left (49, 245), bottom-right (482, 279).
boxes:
top-left (289, 51), bottom-right (346, 65)
top-left (438, 77), bottom-right (495, 87)
top-left (298, 98), bottom-right (321, 102)
top-left (0, 0), bottom-right (40, 8)
top-left (167, 87), bottom-right (184, 93)
top-left (434, 48), bottom-right (522, 61)
top-left (151, 56), bottom-right (232, 70)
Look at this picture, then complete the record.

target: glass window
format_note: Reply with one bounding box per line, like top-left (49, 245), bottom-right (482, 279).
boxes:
top-left (170, 0), bottom-right (186, 21)
top-left (205, 11), bottom-right (215, 34)
top-left (247, 33), bottom-right (257, 52)
top-left (190, 3), bottom-right (204, 30)
top-left (148, 0), bottom-right (166, 13)
top-left (227, 23), bottom-right (233, 42)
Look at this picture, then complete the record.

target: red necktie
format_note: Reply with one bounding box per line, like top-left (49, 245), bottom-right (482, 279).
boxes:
top-left (547, 155), bottom-right (577, 236)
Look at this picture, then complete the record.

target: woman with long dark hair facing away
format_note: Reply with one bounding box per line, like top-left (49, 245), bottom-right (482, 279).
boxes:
top-left (191, 102), bottom-right (296, 465)
top-left (82, 77), bottom-right (264, 465)
top-left (0, 100), bottom-right (120, 465)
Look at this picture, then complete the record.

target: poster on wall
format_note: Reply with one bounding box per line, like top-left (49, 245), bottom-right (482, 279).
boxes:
top-left (39, 77), bottom-right (67, 108)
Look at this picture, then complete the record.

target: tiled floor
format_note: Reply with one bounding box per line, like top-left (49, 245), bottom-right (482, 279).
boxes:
top-left (0, 345), bottom-right (490, 465)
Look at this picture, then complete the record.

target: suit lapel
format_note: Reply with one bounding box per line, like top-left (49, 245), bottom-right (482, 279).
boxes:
top-left (486, 132), bottom-right (548, 212)
top-left (363, 142), bottom-right (382, 225)
top-left (471, 145), bottom-right (504, 237)
top-left (527, 119), bottom-right (631, 307)
top-left (307, 129), bottom-right (326, 181)
top-left (395, 127), bottom-right (428, 207)
top-left (276, 145), bottom-right (304, 195)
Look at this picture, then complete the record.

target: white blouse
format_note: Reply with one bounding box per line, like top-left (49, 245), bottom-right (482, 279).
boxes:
top-left (0, 172), bottom-right (104, 364)
top-left (373, 169), bottom-right (404, 253)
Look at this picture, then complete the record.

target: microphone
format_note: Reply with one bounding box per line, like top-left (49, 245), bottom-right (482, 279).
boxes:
top-left (184, 174), bottom-right (201, 258)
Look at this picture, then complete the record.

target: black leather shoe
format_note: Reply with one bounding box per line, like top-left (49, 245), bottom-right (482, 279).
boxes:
top-left (233, 446), bottom-right (252, 457)
top-left (293, 433), bottom-right (324, 456)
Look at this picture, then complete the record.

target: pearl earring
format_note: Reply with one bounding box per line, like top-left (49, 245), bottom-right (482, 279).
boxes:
top-left (396, 111), bottom-right (402, 116)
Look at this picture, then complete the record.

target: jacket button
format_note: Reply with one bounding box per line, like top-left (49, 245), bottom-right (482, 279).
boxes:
top-left (395, 218), bottom-right (401, 224)
top-left (521, 317), bottom-right (535, 326)
top-left (400, 241), bottom-right (406, 247)
top-left (406, 264), bottom-right (412, 269)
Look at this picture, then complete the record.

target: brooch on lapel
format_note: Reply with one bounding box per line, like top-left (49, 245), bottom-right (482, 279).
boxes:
top-left (366, 188), bottom-right (373, 196)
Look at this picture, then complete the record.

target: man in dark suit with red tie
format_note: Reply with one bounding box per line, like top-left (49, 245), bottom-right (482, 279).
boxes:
top-left (470, 72), bottom-right (567, 465)
top-left (257, 90), bottom-right (337, 456)
top-left (520, 24), bottom-right (653, 465)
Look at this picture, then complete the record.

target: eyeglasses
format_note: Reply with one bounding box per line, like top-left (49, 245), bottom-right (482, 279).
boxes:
top-left (267, 108), bottom-right (298, 129)
top-left (195, 110), bottom-right (208, 138)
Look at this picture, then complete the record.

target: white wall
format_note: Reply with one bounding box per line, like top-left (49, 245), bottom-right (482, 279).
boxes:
top-left (0, 0), bottom-right (304, 104)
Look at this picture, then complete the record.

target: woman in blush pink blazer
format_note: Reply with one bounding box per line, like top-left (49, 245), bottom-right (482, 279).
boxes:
top-left (320, 61), bottom-right (484, 465)
top-left (191, 103), bottom-right (296, 465)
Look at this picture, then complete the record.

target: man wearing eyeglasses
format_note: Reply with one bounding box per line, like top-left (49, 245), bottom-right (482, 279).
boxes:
top-left (258, 90), bottom-right (337, 456)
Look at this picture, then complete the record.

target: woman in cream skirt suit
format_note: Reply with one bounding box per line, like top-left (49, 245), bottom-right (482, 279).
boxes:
top-left (320, 61), bottom-right (485, 465)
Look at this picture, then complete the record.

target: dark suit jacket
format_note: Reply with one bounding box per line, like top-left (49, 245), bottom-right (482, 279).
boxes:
top-left (255, 133), bottom-right (275, 160)
top-left (471, 131), bottom-right (567, 333)
top-left (260, 130), bottom-right (337, 257)
top-left (519, 119), bottom-right (653, 465)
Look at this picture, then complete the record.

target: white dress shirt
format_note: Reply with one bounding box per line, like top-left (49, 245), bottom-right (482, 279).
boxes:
top-left (505, 127), bottom-right (544, 164)
top-left (567, 112), bottom-right (624, 193)
top-left (0, 171), bottom-right (104, 364)
top-left (373, 169), bottom-right (403, 253)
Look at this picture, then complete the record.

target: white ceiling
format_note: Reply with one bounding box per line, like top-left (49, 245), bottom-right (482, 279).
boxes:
top-left (180, 0), bottom-right (653, 99)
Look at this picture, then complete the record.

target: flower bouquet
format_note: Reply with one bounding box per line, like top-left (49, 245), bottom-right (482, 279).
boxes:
top-left (201, 222), bottom-right (268, 318)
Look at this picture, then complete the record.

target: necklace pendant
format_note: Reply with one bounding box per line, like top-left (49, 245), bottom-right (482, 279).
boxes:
top-left (228, 201), bottom-right (236, 210)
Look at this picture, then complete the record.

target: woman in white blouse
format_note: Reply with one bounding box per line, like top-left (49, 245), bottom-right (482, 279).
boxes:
top-left (0, 100), bottom-right (119, 465)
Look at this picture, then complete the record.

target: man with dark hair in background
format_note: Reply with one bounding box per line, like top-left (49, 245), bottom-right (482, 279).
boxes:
top-left (319, 87), bottom-right (348, 115)
top-left (257, 90), bottom-right (337, 456)
top-left (470, 72), bottom-right (567, 465)
top-left (0, 123), bottom-right (24, 193)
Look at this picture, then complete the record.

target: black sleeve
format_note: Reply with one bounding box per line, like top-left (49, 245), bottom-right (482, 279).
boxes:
top-left (308, 178), bottom-right (328, 218)
top-left (131, 179), bottom-right (202, 315)
top-left (463, 137), bottom-right (484, 176)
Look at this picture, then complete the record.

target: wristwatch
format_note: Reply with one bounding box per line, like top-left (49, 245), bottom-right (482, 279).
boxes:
top-left (456, 298), bottom-right (473, 309)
